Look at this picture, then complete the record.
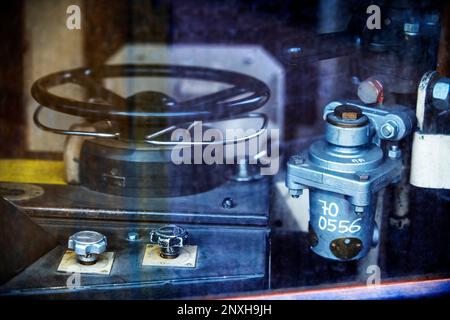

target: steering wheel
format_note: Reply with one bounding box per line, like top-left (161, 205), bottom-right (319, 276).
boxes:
top-left (32, 64), bottom-right (270, 128)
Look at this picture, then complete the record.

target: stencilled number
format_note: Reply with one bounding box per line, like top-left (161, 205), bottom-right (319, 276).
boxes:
top-left (317, 200), bottom-right (361, 234)
top-left (338, 219), bottom-right (362, 233)
top-left (318, 200), bottom-right (339, 216)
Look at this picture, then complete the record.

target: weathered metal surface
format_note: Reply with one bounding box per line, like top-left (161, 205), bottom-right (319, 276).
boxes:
top-left (0, 177), bottom-right (271, 298)
top-left (0, 197), bottom-right (57, 284)
top-left (2, 179), bottom-right (270, 226)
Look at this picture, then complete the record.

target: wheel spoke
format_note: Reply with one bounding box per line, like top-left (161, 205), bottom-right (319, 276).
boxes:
top-left (180, 86), bottom-right (248, 109)
top-left (73, 76), bottom-right (127, 107)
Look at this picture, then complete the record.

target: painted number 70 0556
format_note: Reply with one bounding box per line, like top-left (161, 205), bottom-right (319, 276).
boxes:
top-left (317, 200), bottom-right (361, 234)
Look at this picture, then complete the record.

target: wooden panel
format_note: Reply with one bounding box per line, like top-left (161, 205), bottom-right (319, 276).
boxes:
top-left (24, 0), bottom-right (84, 152)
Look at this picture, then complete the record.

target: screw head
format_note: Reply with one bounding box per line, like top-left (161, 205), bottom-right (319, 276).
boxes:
top-left (222, 197), bottom-right (234, 209)
top-left (127, 231), bottom-right (140, 241)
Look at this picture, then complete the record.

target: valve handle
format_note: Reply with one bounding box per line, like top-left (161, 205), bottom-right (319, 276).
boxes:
top-left (68, 230), bottom-right (107, 265)
top-left (149, 225), bottom-right (189, 259)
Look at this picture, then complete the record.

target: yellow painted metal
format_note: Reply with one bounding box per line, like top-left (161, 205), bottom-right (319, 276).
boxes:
top-left (0, 159), bottom-right (66, 185)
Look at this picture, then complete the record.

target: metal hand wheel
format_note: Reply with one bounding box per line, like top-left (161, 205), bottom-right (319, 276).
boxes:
top-left (32, 64), bottom-right (270, 143)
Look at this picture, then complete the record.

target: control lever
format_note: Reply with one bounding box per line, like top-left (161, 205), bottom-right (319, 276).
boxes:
top-left (323, 101), bottom-right (415, 142)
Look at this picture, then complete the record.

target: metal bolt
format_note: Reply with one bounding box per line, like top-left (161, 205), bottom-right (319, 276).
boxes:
top-left (127, 231), bottom-right (140, 241)
top-left (292, 156), bottom-right (305, 165)
top-left (380, 121), bottom-right (398, 139)
top-left (355, 206), bottom-right (365, 214)
top-left (284, 47), bottom-right (302, 65)
top-left (222, 197), bottom-right (234, 209)
top-left (289, 189), bottom-right (303, 198)
top-left (356, 173), bottom-right (370, 181)
top-left (388, 145), bottom-right (402, 159)
top-left (404, 22), bottom-right (420, 36)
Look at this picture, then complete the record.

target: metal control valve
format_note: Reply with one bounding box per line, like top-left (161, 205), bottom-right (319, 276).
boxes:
top-left (286, 102), bottom-right (415, 261)
top-left (68, 230), bottom-right (107, 265)
top-left (149, 225), bottom-right (189, 259)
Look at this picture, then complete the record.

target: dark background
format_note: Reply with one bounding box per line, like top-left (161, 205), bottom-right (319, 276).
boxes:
top-left (1, 0), bottom-right (449, 158)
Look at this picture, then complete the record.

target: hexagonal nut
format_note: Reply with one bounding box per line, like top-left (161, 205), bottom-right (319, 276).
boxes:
top-left (380, 121), bottom-right (398, 140)
top-left (404, 22), bottom-right (419, 35)
top-left (432, 81), bottom-right (450, 110)
top-left (388, 147), bottom-right (402, 159)
top-left (68, 230), bottom-right (107, 256)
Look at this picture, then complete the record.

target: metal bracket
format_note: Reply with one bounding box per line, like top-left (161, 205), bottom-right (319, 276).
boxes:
top-left (323, 100), bottom-right (416, 141)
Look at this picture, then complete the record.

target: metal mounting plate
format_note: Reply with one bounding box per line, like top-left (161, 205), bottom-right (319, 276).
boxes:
top-left (57, 251), bottom-right (115, 275)
top-left (142, 245), bottom-right (198, 268)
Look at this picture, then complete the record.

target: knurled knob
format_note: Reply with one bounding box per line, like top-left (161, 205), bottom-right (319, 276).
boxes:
top-left (149, 225), bottom-right (189, 259)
